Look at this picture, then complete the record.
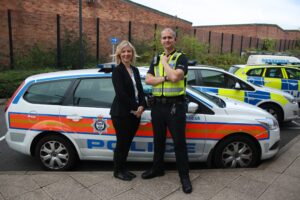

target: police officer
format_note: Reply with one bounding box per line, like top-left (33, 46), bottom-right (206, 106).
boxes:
top-left (142, 28), bottom-right (192, 194)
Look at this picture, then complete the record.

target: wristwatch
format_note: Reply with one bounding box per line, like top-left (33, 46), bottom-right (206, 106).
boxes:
top-left (164, 76), bottom-right (168, 82)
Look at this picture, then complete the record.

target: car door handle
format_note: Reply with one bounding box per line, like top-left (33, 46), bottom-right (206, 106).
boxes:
top-left (264, 80), bottom-right (270, 83)
top-left (66, 115), bottom-right (82, 122)
top-left (140, 119), bottom-right (151, 125)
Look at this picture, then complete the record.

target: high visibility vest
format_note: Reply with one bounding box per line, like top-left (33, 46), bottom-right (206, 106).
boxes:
top-left (152, 52), bottom-right (186, 97)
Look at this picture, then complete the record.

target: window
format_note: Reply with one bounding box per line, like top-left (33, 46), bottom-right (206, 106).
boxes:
top-left (74, 78), bottom-right (115, 108)
top-left (265, 68), bottom-right (283, 78)
top-left (187, 70), bottom-right (197, 85)
top-left (285, 68), bottom-right (300, 80)
top-left (247, 68), bottom-right (264, 77)
top-left (200, 70), bottom-right (225, 88)
top-left (24, 80), bottom-right (72, 104)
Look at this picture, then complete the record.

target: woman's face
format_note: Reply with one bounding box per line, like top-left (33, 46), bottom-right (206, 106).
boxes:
top-left (120, 45), bottom-right (133, 65)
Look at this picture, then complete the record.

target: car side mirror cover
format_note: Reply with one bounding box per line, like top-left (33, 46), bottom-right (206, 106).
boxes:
top-left (235, 82), bottom-right (241, 89)
top-left (188, 102), bottom-right (198, 113)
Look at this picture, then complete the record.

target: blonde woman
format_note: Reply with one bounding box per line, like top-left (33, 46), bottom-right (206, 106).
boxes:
top-left (110, 40), bottom-right (146, 181)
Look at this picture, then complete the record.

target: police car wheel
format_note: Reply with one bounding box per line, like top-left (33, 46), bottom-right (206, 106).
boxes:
top-left (35, 135), bottom-right (77, 171)
top-left (259, 104), bottom-right (283, 124)
top-left (213, 136), bottom-right (259, 168)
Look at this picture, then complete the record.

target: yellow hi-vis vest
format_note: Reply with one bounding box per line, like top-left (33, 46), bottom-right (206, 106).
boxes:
top-left (152, 52), bottom-right (186, 97)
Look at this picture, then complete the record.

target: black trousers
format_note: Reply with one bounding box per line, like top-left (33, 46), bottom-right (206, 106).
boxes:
top-left (112, 115), bottom-right (140, 172)
top-left (151, 102), bottom-right (189, 176)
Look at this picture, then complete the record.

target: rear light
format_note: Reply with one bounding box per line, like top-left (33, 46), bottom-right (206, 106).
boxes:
top-left (4, 81), bottom-right (25, 113)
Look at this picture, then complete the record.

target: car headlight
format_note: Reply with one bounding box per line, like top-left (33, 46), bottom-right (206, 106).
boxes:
top-left (256, 117), bottom-right (279, 130)
top-left (284, 94), bottom-right (297, 104)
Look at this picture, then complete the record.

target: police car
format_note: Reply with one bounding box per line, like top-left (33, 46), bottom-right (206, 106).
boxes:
top-left (187, 65), bottom-right (298, 124)
top-left (229, 64), bottom-right (300, 105)
top-left (5, 65), bottom-right (280, 170)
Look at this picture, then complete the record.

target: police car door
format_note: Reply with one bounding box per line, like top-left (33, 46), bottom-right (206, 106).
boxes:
top-left (284, 67), bottom-right (300, 102)
top-left (263, 67), bottom-right (284, 91)
top-left (59, 77), bottom-right (117, 160)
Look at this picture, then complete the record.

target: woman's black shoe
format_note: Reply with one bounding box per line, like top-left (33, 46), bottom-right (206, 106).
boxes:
top-left (125, 171), bottom-right (136, 178)
top-left (114, 171), bottom-right (132, 181)
top-left (180, 176), bottom-right (192, 194)
top-left (141, 169), bottom-right (165, 179)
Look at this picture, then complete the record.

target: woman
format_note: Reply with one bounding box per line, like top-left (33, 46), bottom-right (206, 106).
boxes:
top-left (110, 40), bottom-right (146, 181)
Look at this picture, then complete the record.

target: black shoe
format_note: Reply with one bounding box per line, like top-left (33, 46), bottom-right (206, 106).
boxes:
top-left (180, 176), bottom-right (192, 194)
top-left (114, 171), bottom-right (132, 181)
top-left (141, 169), bottom-right (165, 179)
top-left (125, 171), bottom-right (136, 178)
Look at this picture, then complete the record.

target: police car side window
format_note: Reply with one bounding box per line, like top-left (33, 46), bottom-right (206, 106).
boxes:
top-left (24, 80), bottom-right (72, 105)
top-left (285, 68), bottom-right (300, 80)
top-left (200, 70), bottom-right (224, 88)
top-left (187, 70), bottom-right (197, 85)
top-left (247, 68), bottom-right (263, 77)
top-left (265, 68), bottom-right (283, 78)
top-left (74, 78), bottom-right (114, 108)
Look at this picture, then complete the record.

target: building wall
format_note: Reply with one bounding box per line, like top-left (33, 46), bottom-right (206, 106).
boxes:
top-left (1, 0), bottom-right (299, 69)
top-left (0, 0), bottom-right (192, 69)
top-left (194, 24), bottom-right (300, 40)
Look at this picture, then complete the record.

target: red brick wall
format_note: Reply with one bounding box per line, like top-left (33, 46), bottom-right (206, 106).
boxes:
top-left (0, 0), bottom-right (192, 68)
top-left (1, 0), bottom-right (299, 68)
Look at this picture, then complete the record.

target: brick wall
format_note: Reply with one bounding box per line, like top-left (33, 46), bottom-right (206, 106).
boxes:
top-left (1, 0), bottom-right (299, 69)
top-left (0, 0), bottom-right (192, 69)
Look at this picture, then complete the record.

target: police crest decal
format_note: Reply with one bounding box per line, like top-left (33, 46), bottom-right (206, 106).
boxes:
top-left (94, 115), bottom-right (107, 134)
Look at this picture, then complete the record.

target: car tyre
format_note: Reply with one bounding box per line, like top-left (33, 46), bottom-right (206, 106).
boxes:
top-left (259, 104), bottom-right (283, 124)
top-left (35, 135), bottom-right (77, 171)
top-left (213, 135), bottom-right (259, 168)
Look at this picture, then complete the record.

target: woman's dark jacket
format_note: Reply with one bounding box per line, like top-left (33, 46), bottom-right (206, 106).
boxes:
top-left (110, 63), bottom-right (146, 117)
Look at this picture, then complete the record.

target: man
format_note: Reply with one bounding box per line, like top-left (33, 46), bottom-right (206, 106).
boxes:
top-left (142, 28), bottom-right (192, 194)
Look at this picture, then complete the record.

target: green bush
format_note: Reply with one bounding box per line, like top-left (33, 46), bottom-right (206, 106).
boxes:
top-left (15, 44), bottom-right (56, 70)
top-left (200, 53), bottom-right (247, 70)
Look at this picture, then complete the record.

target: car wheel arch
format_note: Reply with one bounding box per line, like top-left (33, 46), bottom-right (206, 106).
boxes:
top-left (209, 132), bottom-right (262, 168)
top-left (257, 102), bottom-right (284, 123)
top-left (30, 131), bottom-right (79, 159)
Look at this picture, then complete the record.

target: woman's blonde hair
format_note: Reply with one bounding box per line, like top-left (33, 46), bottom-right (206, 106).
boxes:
top-left (113, 40), bottom-right (139, 65)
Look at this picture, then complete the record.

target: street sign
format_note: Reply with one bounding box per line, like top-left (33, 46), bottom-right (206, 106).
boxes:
top-left (111, 37), bottom-right (119, 45)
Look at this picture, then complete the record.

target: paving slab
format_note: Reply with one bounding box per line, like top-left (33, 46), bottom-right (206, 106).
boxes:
top-left (285, 156), bottom-right (300, 179)
top-left (163, 190), bottom-right (206, 200)
top-left (0, 175), bottom-right (40, 199)
top-left (226, 175), bottom-right (268, 199)
top-left (110, 189), bottom-right (152, 200)
top-left (42, 176), bottom-right (84, 199)
top-left (32, 173), bottom-right (70, 187)
top-left (89, 173), bottom-right (135, 200)
top-left (70, 172), bottom-right (111, 187)
top-left (258, 184), bottom-right (300, 200)
top-left (133, 176), bottom-right (179, 200)
top-left (188, 176), bottom-right (226, 199)
top-left (0, 193), bottom-right (4, 200)
top-left (269, 173), bottom-right (300, 194)
top-left (241, 168), bottom-right (280, 184)
top-left (196, 169), bottom-right (241, 185)
top-left (10, 189), bottom-right (52, 200)
top-left (210, 188), bottom-right (256, 200)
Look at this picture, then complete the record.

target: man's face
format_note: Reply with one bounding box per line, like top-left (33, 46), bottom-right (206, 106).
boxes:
top-left (161, 30), bottom-right (176, 51)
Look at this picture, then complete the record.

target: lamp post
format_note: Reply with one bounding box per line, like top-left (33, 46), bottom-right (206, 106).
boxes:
top-left (79, 0), bottom-right (84, 68)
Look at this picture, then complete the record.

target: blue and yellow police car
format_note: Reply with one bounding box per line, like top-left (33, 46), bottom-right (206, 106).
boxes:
top-left (188, 65), bottom-right (298, 124)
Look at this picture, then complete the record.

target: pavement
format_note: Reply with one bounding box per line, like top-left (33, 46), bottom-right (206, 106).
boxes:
top-left (0, 134), bottom-right (299, 200)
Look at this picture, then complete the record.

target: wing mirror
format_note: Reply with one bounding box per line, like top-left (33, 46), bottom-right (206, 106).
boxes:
top-left (188, 102), bottom-right (198, 113)
top-left (234, 82), bottom-right (241, 89)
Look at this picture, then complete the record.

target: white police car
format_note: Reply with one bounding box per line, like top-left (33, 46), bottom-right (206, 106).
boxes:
top-left (4, 65), bottom-right (280, 170)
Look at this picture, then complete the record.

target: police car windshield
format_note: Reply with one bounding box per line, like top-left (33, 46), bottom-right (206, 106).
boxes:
top-left (187, 86), bottom-right (226, 108)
